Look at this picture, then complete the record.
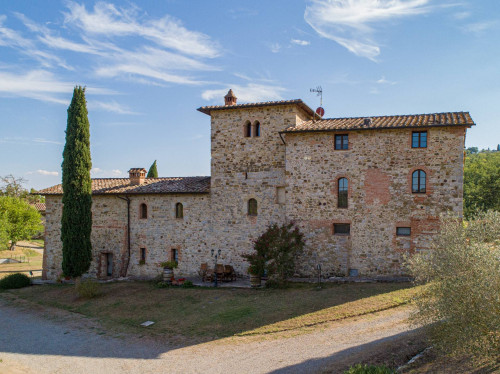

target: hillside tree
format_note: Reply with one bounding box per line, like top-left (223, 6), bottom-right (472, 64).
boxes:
top-left (61, 86), bottom-right (93, 278)
top-left (0, 196), bottom-right (42, 250)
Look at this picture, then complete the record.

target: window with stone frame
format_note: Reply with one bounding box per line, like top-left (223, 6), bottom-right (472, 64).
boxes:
top-left (244, 121), bottom-right (252, 137)
top-left (140, 248), bottom-right (146, 263)
top-left (412, 131), bottom-right (427, 148)
top-left (140, 203), bottom-right (147, 219)
top-left (412, 170), bottom-right (426, 193)
top-left (334, 223), bottom-right (350, 235)
top-left (335, 134), bottom-right (349, 150)
top-left (248, 198), bottom-right (258, 216)
top-left (171, 248), bottom-right (178, 264)
top-left (254, 121), bottom-right (261, 137)
top-left (338, 178), bottom-right (348, 208)
top-left (396, 227), bottom-right (411, 236)
top-left (175, 202), bottom-right (184, 218)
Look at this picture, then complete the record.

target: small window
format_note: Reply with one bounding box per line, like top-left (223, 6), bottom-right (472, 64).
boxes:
top-left (140, 248), bottom-right (146, 263)
top-left (171, 249), bottom-right (178, 264)
top-left (338, 178), bottom-right (348, 208)
top-left (334, 223), bottom-right (350, 235)
top-left (245, 122), bottom-right (252, 137)
top-left (396, 227), bottom-right (411, 236)
top-left (254, 121), bottom-right (261, 137)
top-left (412, 170), bottom-right (426, 193)
top-left (412, 131), bottom-right (427, 148)
top-left (140, 203), bottom-right (147, 219)
top-left (175, 203), bottom-right (183, 218)
top-left (248, 198), bottom-right (258, 216)
top-left (335, 134), bottom-right (348, 150)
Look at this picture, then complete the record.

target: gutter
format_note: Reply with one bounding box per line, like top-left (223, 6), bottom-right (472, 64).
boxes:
top-left (116, 195), bottom-right (131, 277)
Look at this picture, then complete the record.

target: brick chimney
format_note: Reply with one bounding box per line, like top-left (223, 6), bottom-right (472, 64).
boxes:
top-left (224, 89), bottom-right (237, 106)
top-left (128, 168), bottom-right (147, 185)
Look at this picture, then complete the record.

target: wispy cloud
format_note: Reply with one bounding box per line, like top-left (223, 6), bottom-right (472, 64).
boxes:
top-left (463, 21), bottom-right (497, 35)
top-left (291, 39), bottom-right (310, 46)
top-left (91, 168), bottom-right (123, 177)
top-left (202, 83), bottom-right (286, 103)
top-left (304, 0), bottom-right (432, 60)
top-left (269, 42), bottom-right (282, 53)
top-left (33, 138), bottom-right (63, 145)
top-left (376, 76), bottom-right (397, 85)
top-left (89, 101), bottom-right (140, 115)
top-left (26, 169), bottom-right (59, 176)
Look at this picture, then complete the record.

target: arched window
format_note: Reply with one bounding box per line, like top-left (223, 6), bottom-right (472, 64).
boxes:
top-left (248, 198), bottom-right (258, 216)
top-left (140, 203), bottom-right (147, 219)
top-left (175, 203), bottom-right (184, 218)
top-left (412, 170), bottom-right (426, 193)
top-left (245, 121), bottom-right (252, 137)
top-left (254, 121), bottom-right (261, 137)
top-left (338, 178), bottom-right (348, 208)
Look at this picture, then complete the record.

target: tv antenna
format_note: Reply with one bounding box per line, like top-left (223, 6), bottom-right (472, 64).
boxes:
top-left (310, 86), bottom-right (323, 106)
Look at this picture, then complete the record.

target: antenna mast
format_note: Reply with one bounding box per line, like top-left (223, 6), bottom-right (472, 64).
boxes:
top-left (310, 86), bottom-right (325, 118)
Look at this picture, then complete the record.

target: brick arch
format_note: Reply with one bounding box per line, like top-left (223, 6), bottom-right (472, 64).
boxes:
top-left (242, 120), bottom-right (252, 138)
top-left (253, 120), bottom-right (261, 137)
top-left (331, 175), bottom-right (352, 208)
top-left (408, 166), bottom-right (432, 196)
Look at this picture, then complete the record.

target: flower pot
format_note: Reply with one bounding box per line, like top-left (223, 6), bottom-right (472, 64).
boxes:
top-left (250, 274), bottom-right (261, 288)
top-left (163, 268), bottom-right (173, 284)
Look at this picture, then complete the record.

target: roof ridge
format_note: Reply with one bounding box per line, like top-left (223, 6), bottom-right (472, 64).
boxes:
top-left (317, 111), bottom-right (470, 121)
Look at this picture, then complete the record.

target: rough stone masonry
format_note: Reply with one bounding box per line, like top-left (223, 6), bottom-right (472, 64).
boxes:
top-left (39, 90), bottom-right (475, 280)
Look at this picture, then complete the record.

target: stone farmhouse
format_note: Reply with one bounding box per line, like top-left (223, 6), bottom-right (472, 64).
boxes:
top-left (39, 90), bottom-right (475, 280)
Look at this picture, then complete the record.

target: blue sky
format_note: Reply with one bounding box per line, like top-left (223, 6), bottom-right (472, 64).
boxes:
top-left (0, 0), bottom-right (498, 190)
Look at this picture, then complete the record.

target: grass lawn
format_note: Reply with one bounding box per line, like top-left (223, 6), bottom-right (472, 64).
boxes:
top-left (4, 281), bottom-right (419, 341)
top-left (0, 241), bottom-right (44, 279)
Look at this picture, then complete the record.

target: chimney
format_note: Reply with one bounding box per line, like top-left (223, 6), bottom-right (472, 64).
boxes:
top-left (128, 168), bottom-right (147, 185)
top-left (224, 89), bottom-right (237, 106)
top-left (363, 118), bottom-right (372, 127)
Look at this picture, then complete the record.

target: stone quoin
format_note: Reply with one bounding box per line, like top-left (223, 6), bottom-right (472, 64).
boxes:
top-left (39, 90), bottom-right (475, 280)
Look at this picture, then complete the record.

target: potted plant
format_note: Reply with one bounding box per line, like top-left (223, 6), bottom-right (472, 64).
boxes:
top-left (160, 261), bottom-right (178, 284)
top-left (243, 253), bottom-right (265, 288)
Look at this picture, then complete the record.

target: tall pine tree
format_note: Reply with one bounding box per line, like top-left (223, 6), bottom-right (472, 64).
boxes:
top-left (61, 86), bottom-right (92, 278)
top-left (147, 160), bottom-right (158, 178)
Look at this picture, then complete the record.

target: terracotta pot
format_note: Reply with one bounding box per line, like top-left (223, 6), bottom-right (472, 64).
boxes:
top-left (250, 274), bottom-right (261, 288)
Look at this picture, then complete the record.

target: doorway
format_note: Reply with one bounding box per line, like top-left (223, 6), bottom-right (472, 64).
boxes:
top-left (106, 253), bottom-right (113, 277)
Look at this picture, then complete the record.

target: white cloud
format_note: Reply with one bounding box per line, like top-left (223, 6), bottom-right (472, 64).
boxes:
top-left (33, 138), bottom-right (63, 145)
top-left (111, 169), bottom-right (122, 176)
top-left (89, 101), bottom-right (139, 115)
top-left (463, 21), bottom-right (497, 35)
top-left (304, 0), bottom-right (432, 60)
top-left (376, 76), bottom-right (397, 85)
top-left (64, 2), bottom-right (220, 58)
top-left (453, 11), bottom-right (471, 20)
top-left (202, 83), bottom-right (286, 103)
top-left (36, 170), bottom-right (59, 176)
top-left (291, 39), bottom-right (310, 46)
top-left (91, 168), bottom-right (123, 177)
top-left (270, 43), bottom-right (282, 53)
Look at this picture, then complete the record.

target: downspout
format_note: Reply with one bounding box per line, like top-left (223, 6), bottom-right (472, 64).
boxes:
top-left (117, 195), bottom-right (131, 277)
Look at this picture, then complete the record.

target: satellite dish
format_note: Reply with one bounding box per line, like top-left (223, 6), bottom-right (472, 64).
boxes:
top-left (316, 107), bottom-right (325, 117)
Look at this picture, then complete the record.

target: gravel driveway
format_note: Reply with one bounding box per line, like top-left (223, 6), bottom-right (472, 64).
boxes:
top-left (0, 299), bottom-right (415, 374)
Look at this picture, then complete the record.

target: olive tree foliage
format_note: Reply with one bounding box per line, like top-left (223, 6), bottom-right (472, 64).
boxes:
top-left (244, 222), bottom-right (305, 287)
top-left (61, 86), bottom-right (92, 278)
top-left (0, 196), bottom-right (42, 250)
top-left (408, 211), bottom-right (500, 361)
top-left (464, 150), bottom-right (500, 218)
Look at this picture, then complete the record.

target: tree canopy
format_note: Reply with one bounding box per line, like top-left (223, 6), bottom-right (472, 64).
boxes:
top-left (464, 150), bottom-right (500, 218)
top-left (0, 175), bottom-right (44, 204)
top-left (61, 86), bottom-right (93, 278)
top-left (147, 160), bottom-right (158, 178)
top-left (0, 196), bottom-right (42, 250)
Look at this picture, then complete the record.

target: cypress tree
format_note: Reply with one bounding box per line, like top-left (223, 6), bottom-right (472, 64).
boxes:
top-left (147, 160), bottom-right (158, 178)
top-left (61, 86), bottom-right (92, 278)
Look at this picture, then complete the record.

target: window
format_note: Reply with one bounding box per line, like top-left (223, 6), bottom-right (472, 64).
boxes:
top-left (254, 121), bottom-right (261, 137)
top-left (248, 198), bottom-right (258, 216)
top-left (335, 134), bottom-right (348, 150)
top-left (140, 248), bottom-right (146, 263)
top-left (171, 249), bottom-right (178, 264)
top-left (396, 227), bottom-right (411, 236)
top-left (412, 170), bottom-right (426, 193)
top-left (412, 131), bottom-right (427, 148)
top-left (175, 203), bottom-right (183, 218)
top-left (338, 178), bottom-right (348, 208)
top-left (245, 122), bottom-right (252, 137)
top-left (140, 203), bottom-right (147, 219)
top-left (334, 223), bottom-right (350, 235)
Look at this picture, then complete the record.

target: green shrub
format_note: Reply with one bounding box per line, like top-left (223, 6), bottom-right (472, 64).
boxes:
top-left (408, 211), bottom-right (500, 361)
top-left (155, 281), bottom-right (169, 289)
top-left (0, 273), bottom-right (31, 289)
top-left (344, 364), bottom-right (394, 374)
top-left (181, 280), bottom-right (194, 288)
top-left (75, 278), bottom-right (101, 299)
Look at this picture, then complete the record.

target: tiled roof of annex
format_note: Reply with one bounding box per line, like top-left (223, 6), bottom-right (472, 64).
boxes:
top-left (197, 99), bottom-right (318, 117)
top-left (38, 177), bottom-right (211, 196)
top-left (283, 112), bottom-right (475, 133)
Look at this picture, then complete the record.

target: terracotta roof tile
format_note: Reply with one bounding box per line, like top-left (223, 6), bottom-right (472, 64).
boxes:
top-left (283, 112), bottom-right (475, 133)
top-left (38, 177), bottom-right (211, 196)
top-left (197, 99), bottom-right (318, 118)
top-left (30, 203), bottom-right (46, 212)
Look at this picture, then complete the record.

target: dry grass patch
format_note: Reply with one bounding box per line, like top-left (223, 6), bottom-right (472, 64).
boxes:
top-left (5, 281), bottom-right (416, 340)
top-left (0, 242), bottom-right (43, 279)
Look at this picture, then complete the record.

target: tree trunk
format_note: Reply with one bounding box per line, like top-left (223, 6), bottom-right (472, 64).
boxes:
top-left (9, 241), bottom-right (16, 251)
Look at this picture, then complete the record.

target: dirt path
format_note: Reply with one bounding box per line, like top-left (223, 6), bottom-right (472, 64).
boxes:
top-left (0, 299), bottom-right (418, 374)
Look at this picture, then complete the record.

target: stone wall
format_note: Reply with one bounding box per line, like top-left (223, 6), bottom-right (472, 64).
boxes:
top-left (284, 126), bottom-right (466, 277)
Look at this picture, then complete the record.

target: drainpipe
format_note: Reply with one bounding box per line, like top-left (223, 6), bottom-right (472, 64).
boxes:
top-left (117, 195), bottom-right (131, 277)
